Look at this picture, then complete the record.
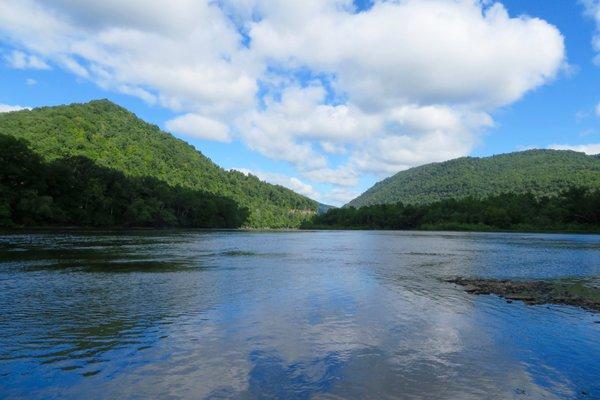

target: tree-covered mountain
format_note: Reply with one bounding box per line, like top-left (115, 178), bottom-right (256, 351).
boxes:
top-left (348, 150), bottom-right (600, 207)
top-left (306, 188), bottom-right (600, 232)
top-left (0, 100), bottom-right (317, 228)
top-left (0, 134), bottom-right (249, 228)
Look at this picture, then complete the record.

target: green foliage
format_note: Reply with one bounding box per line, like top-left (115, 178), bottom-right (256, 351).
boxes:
top-left (0, 134), bottom-right (249, 228)
top-left (348, 150), bottom-right (600, 207)
top-left (0, 100), bottom-right (317, 228)
top-left (306, 189), bottom-right (600, 232)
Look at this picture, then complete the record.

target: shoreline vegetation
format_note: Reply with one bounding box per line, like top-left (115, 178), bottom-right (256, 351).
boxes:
top-left (0, 100), bottom-right (317, 229)
top-left (1, 100), bottom-right (598, 232)
top-left (348, 149), bottom-right (600, 208)
top-left (0, 101), bottom-right (598, 232)
top-left (1, 226), bottom-right (599, 235)
top-left (0, 134), bottom-right (250, 229)
top-left (301, 188), bottom-right (600, 233)
top-left (1, 134), bottom-right (599, 234)
top-left (447, 277), bottom-right (600, 313)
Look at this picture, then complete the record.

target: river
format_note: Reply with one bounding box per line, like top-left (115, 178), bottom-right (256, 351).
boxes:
top-left (1, 230), bottom-right (599, 399)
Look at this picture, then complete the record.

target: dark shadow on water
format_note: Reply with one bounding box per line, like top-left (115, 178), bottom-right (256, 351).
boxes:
top-left (24, 260), bottom-right (194, 273)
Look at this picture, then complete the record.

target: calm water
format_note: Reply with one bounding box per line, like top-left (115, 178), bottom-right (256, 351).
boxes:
top-left (0, 230), bottom-right (599, 399)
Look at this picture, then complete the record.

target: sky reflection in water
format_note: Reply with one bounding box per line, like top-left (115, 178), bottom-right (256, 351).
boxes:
top-left (0, 230), bottom-right (599, 399)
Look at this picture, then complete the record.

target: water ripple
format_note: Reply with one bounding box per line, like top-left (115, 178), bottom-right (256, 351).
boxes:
top-left (0, 230), bottom-right (598, 399)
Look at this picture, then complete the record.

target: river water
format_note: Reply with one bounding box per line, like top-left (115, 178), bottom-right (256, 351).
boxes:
top-left (0, 230), bottom-right (599, 399)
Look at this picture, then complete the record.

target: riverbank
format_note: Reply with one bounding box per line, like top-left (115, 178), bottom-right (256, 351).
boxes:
top-left (2, 225), bottom-right (600, 235)
top-left (304, 188), bottom-right (600, 233)
top-left (300, 223), bottom-right (600, 234)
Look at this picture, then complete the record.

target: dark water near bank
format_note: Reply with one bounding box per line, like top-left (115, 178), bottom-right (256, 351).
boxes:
top-left (0, 230), bottom-right (599, 399)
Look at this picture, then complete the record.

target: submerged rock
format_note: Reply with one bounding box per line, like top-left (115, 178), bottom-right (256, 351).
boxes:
top-left (447, 277), bottom-right (600, 313)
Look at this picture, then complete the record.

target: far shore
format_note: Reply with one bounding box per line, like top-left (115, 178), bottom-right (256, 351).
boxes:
top-left (1, 226), bottom-right (599, 235)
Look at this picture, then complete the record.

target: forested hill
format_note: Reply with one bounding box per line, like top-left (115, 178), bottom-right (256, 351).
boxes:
top-left (0, 100), bottom-right (317, 228)
top-left (347, 150), bottom-right (600, 207)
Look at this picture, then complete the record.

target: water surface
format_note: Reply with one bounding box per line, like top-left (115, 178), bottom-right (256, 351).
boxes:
top-left (1, 230), bottom-right (599, 399)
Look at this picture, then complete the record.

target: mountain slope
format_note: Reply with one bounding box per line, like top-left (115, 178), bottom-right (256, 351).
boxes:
top-left (0, 99), bottom-right (317, 228)
top-left (348, 150), bottom-right (600, 207)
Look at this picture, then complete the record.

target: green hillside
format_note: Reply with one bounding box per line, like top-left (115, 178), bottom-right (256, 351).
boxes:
top-left (0, 100), bottom-right (317, 228)
top-left (348, 150), bottom-right (600, 207)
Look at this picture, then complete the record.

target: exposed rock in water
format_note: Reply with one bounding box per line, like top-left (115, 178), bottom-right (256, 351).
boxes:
top-left (447, 277), bottom-right (600, 313)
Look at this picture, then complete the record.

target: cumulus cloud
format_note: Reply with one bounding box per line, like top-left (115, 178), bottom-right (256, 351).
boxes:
top-left (301, 165), bottom-right (358, 187)
top-left (166, 114), bottom-right (231, 142)
top-left (233, 167), bottom-right (358, 204)
top-left (0, 104), bottom-right (29, 113)
top-left (233, 168), bottom-right (320, 199)
top-left (319, 187), bottom-right (361, 206)
top-left (352, 105), bottom-right (494, 174)
top-left (0, 0), bottom-right (257, 114)
top-left (249, 0), bottom-right (564, 110)
top-left (243, 85), bottom-right (379, 143)
top-left (235, 84), bottom-right (378, 173)
top-left (549, 143), bottom-right (600, 154)
top-left (0, 0), bottom-right (567, 204)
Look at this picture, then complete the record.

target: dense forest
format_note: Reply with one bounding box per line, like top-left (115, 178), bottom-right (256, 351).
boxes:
top-left (0, 134), bottom-right (249, 228)
top-left (348, 150), bottom-right (600, 207)
top-left (305, 188), bottom-right (600, 232)
top-left (0, 100), bottom-right (317, 228)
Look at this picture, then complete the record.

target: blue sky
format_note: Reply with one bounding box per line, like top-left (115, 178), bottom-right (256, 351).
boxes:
top-left (1, 0), bottom-right (599, 205)
top-left (476, 0), bottom-right (600, 155)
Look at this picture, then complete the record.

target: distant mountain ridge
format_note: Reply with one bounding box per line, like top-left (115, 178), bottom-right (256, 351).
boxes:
top-left (347, 149), bottom-right (600, 207)
top-left (0, 99), bottom-right (317, 228)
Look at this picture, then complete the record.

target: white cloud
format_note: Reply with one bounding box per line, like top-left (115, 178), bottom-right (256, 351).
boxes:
top-left (0, 0), bottom-right (258, 115)
top-left (301, 165), bottom-right (358, 187)
top-left (240, 122), bottom-right (328, 170)
top-left (232, 167), bottom-right (359, 205)
top-left (286, 177), bottom-right (320, 200)
top-left (596, 102), bottom-right (600, 117)
top-left (548, 143), bottom-right (600, 155)
top-left (233, 168), bottom-right (320, 199)
top-left (0, 104), bottom-right (29, 113)
top-left (319, 187), bottom-right (361, 206)
top-left (116, 85), bottom-right (156, 104)
top-left (582, 0), bottom-right (600, 63)
top-left (249, 0), bottom-right (564, 109)
top-left (25, 78), bottom-right (37, 85)
top-left (166, 114), bottom-right (231, 142)
top-left (250, 85), bottom-right (380, 143)
top-left (235, 84), bottom-right (379, 172)
top-left (319, 141), bottom-right (346, 155)
top-left (0, 0), bottom-right (567, 202)
top-left (5, 50), bottom-right (50, 69)
top-left (352, 105), bottom-right (493, 174)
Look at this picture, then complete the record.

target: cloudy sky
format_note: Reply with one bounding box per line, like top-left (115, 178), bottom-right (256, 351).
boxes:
top-left (1, 0), bottom-right (599, 205)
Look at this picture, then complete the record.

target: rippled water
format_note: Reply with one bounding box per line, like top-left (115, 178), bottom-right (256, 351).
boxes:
top-left (0, 230), bottom-right (599, 399)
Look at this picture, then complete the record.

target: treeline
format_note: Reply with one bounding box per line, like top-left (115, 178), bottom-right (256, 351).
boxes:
top-left (0, 134), bottom-right (249, 228)
top-left (0, 100), bottom-right (317, 228)
top-left (305, 188), bottom-right (600, 231)
top-left (348, 150), bottom-right (600, 207)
